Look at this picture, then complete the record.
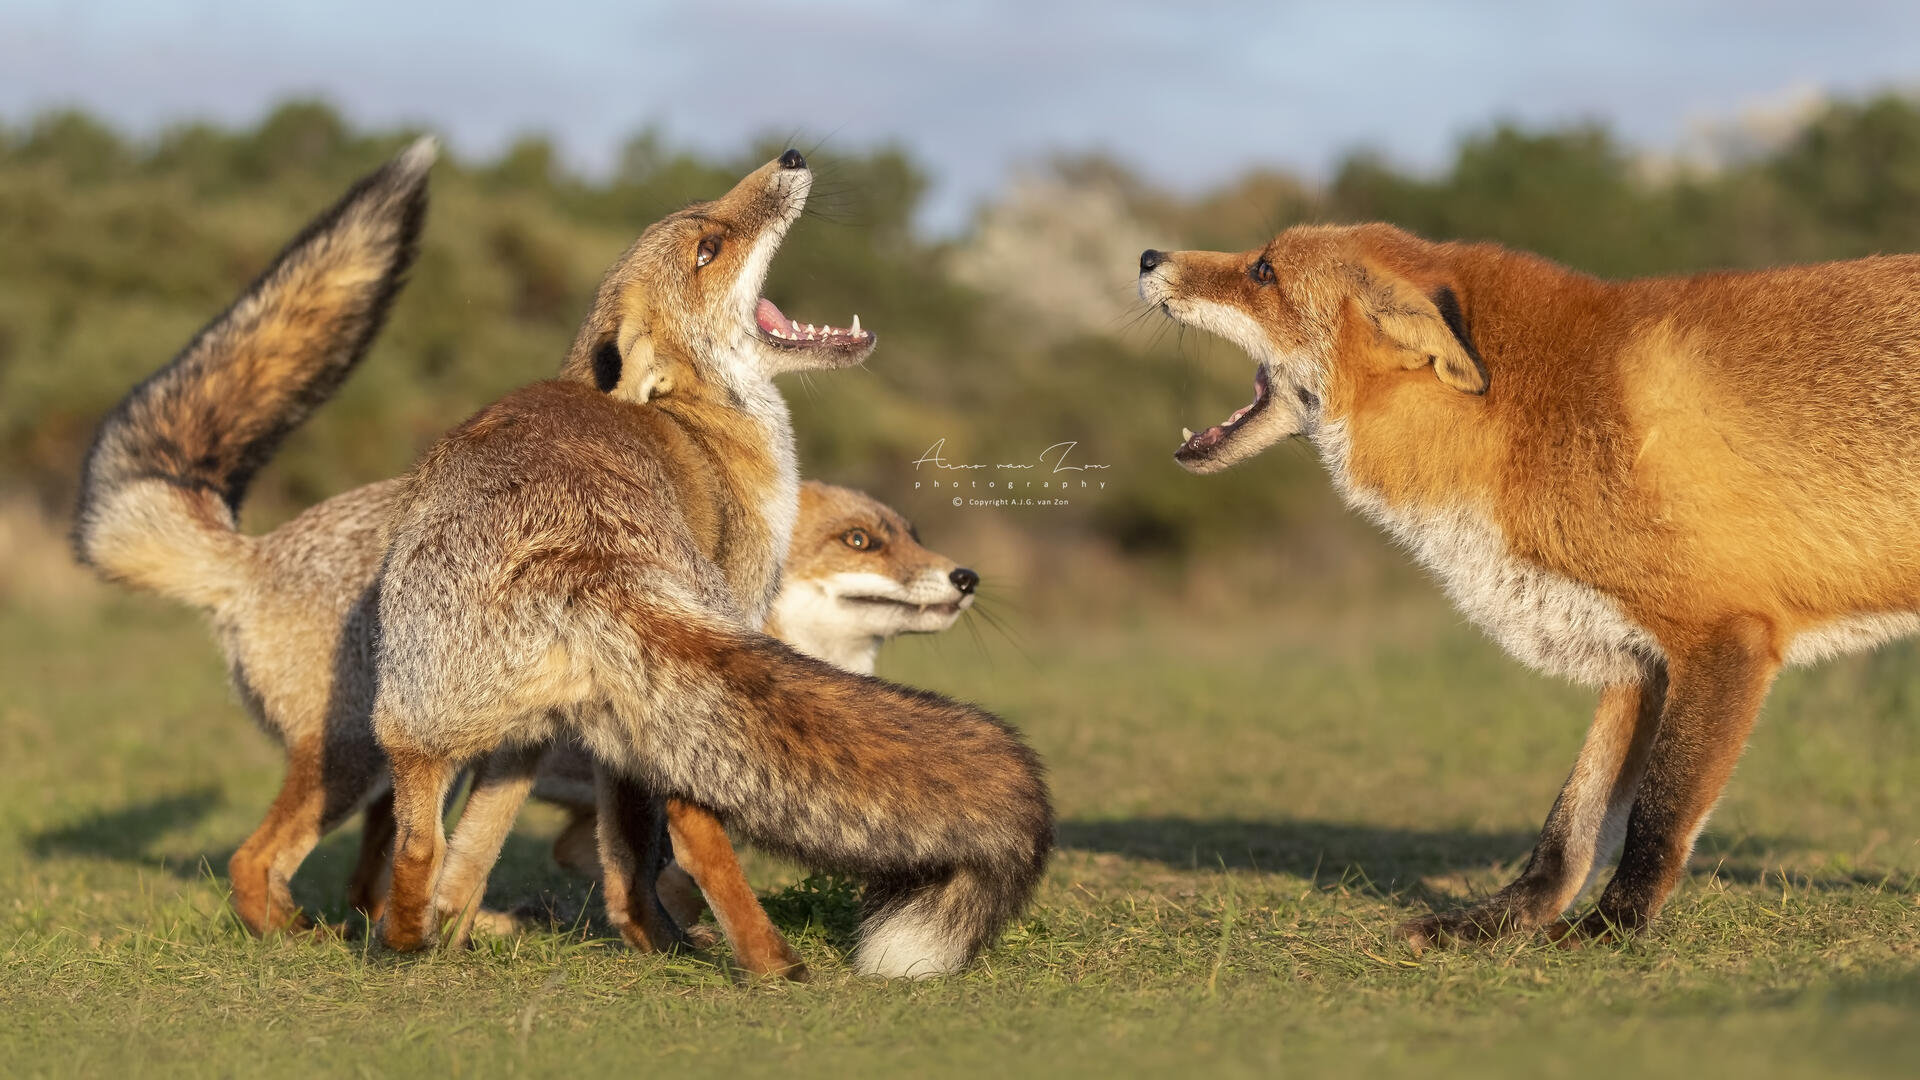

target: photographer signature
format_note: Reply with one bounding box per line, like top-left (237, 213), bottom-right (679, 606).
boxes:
top-left (912, 438), bottom-right (1112, 475)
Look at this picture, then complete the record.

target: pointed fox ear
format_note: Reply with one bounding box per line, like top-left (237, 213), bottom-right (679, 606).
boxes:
top-left (611, 332), bottom-right (676, 403)
top-left (1363, 272), bottom-right (1488, 395)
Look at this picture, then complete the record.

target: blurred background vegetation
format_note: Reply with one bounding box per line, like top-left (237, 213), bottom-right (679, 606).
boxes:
top-left (7, 93), bottom-right (1920, 612)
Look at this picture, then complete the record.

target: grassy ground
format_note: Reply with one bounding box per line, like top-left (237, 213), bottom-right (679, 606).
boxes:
top-left (3, 567), bottom-right (1918, 1078)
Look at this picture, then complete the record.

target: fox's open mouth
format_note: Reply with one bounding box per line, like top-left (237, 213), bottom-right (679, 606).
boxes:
top-left (841, 594), bottom-right (968, 618)
top-left (756, 298), bottom-right (874, 353)
top-left (1176, 363), bottom-right (1271, 464)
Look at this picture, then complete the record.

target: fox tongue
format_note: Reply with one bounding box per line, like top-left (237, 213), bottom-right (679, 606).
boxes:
top-left (755, 297), bottom-right (789, 334)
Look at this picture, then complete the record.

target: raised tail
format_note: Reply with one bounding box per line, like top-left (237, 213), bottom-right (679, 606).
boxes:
top-left (73, 137), bottom-right (435, 609)
top-left (626, 611), bottom-right (1054, 978)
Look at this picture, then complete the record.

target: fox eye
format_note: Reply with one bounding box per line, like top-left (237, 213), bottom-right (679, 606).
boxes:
top-left (1250, 258), bottom-right (1275, 286)
top-left (843, 528), bottom-right (879, 552)
top-left (696, 235), bottom-right (722, 267)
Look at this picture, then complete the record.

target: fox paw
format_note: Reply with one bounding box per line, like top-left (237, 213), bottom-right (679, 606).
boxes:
top-left (1396, 904), bottom-right (1532, 953)
top-left (465, 908), bottom-right (523, 938)
top-left (1547, 907), bottom-right (1643, 948)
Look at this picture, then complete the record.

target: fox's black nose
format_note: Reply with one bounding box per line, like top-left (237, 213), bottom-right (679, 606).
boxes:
top-left (949, 567), bottom-right (979, 595)
top-left (779, 148), bottom-right (807, 170)
top-left (1140, 249), bottom-right (1168, 274)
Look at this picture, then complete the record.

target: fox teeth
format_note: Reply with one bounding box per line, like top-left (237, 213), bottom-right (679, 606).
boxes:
top-left (806, 323), bottom-right (816, 335)
top-left (1181, 427), bottom-right (1194, 442)
top-left (851, 313), bottom-right (861, 334)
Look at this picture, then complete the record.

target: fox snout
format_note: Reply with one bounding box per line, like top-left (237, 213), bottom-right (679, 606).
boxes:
top-left (1136, 248), bottom-right (1179, 309)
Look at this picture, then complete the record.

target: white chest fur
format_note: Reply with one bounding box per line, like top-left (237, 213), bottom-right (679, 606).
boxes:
top-left (1313, 420), bottom-right (1661, 686)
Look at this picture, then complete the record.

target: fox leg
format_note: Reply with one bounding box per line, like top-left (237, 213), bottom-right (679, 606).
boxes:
top-left (228, 739), bottom-right (347, 937)
top-left (551, 807), bottom-right (602, 879)
top-left (378, 745), bottom-right (458, 952)
top-left (655, 860), bottom-right (712, 935)
top-left (435, 743), bottom-right (544, 947)
top-left (554, 806), bottom-right (717, 946)
top-left (1400, 664), bottom-right (1665, 949)
top-left (346, 791), bottom-right (396, 922)
top-left (592, 764), bottom-right (686, 953)
top-left (1562, 619), bottom-right (1779, 939)
top-left (555, 806), bottom-right (707, 933)
top-left (665, 798), bottom-right (806, 980)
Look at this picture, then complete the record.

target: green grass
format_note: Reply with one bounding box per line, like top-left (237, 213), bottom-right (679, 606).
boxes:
top-left (3, 582), bottom-right (1918, 1078)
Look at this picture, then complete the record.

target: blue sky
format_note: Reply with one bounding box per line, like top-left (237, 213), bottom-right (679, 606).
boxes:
top-left (5, 1), bottom-right (1918, 230)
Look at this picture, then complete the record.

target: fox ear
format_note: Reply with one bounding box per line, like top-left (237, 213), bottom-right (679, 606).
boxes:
top-left (1364, 275), bottom-right (1488, 396)
top-left (610, 334), bottom-right (675, 403)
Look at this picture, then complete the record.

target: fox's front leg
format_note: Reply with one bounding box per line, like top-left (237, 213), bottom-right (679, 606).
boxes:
top-left (377, 745), bottom-right (457, 951)
top-left (1400, 665), bottom-right (1665, 949)
top-left (1561, 619), bottom-right (1778, 939)
top-left (552, 806), bottom-right (719, 947)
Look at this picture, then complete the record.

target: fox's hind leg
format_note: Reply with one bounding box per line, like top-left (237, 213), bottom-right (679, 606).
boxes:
top-left (377, 745), bottom-right (458, 951)
top-left (435, 742), bottom-right (544, 947)
top-left (592, 765), bottom-right (687, 954)
top-left (229, 737), bottom-right (366, 937)
top-left (665, 798), bottom-right (806, 981)
top-left (1400, 665), bottom-right (1665, 950)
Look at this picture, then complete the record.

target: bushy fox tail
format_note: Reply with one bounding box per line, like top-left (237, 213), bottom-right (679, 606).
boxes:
top-left (631, 611), bottom-right (1054, 978)
top-left (73, 138), bottom-right (435, 610)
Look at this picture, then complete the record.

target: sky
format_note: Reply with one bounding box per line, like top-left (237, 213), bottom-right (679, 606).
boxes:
top-left (5, 1), bottom-right (1920, 231)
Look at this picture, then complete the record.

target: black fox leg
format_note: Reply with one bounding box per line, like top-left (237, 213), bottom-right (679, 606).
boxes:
top-left (593, 764), bottom-right (686, 953)
top-left (1565, 620), bottom-right (1777, 938)
top-left (1400, 664), bottom-right (1665, 948)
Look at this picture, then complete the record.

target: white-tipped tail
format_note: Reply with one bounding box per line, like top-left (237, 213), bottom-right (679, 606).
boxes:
top-left (853, 898), bottom-right (973, 979)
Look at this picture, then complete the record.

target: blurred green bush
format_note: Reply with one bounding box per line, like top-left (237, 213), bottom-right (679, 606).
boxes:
top-left (6, 95), bottom-right (1920, 557)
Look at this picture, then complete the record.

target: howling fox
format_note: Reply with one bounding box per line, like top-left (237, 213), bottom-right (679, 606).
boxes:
top-left (370, 150), bottom-right (1050, 979)
top-left (75, 142), bottom-right (1048, 979)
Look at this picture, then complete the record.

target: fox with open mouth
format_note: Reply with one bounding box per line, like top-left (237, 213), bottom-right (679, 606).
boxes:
top-left (369, 149), bottom-right (1050, 979)
top-left (1141, 224), bottom-right (1920, 950)
top-left (75, 143), bottom-right (1049, 981)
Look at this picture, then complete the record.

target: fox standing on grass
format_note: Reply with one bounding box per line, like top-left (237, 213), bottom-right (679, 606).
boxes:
top-left (72, 139), bottom-right (440, 942)
top-left (533, 479), bottom-right (987, 932)
top-left (369, 148), bottom-right (1049, 979)
top-left (73, 139), bottom-right (1045, 979)
top-left (1139, 224), bottom-right (1920, 948)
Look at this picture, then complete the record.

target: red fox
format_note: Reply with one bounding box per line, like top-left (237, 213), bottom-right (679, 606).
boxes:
top-left (369, 150), bottom-right (1050, 978)
top-left (531, 480), bottom-right (984, 927)
top-left (73, 139), bottom-right (439, 940)
top-left (73, 142), bottom-right (1032, 979)
top-left (1139, 225), bottom-right (1920, 947)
